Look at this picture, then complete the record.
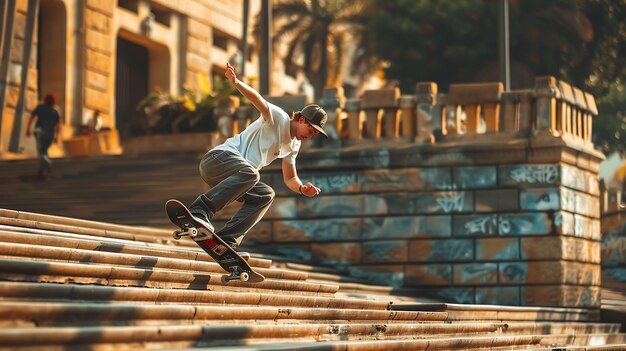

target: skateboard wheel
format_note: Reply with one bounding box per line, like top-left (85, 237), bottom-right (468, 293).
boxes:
top-left (189, 227), bottom-right (198, 237)
top-left (172, 231), bottom-right (182, 240)
top-left (240, 272), bottom-right (250, 282)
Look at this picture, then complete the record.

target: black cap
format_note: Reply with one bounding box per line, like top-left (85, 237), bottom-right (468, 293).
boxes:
top-left (299, 104), bottom-right (328, 138)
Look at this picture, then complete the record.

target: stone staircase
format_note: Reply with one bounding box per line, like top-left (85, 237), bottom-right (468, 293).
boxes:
top-left (1, 208), bottom-right (624, 350)
top-left (0, 154), bottom-right (205, 227)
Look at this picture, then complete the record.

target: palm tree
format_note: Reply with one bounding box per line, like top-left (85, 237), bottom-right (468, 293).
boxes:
top-left (263, 0), bottom-right (376, 99)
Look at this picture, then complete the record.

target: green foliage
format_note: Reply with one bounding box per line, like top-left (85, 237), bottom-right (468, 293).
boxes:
top-left (363, 0), bottom-right (625, 153)
top-left (137, 74), bottom-right (243, 135)
top-left (593, 82), bottom-right (626, 156)
top-left (263, 0), bottom-right (370, 99)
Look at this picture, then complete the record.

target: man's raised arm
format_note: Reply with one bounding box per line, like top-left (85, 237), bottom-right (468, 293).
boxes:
top-left (224, 62), bottom-right (271, 122)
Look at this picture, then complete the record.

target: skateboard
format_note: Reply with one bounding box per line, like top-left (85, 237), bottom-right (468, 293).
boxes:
top-left (165, 199), bottom-right (264, 283)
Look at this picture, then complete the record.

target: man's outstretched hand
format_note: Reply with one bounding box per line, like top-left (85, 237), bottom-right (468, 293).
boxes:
top-left (225, 62), bottom-right (237, 84)
top-left (300, 182), bottom-right (321, 197)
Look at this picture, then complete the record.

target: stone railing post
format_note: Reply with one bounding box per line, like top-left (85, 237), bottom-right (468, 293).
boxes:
top-left (234, 105), bottom-right (255, 135)
top-left (319, 87), bottom-right (344, 140)
top-left (534, 76), bottom-right (560, 135)
top-left (344, 98), bottom-right (361, 140)
top-left (214, 96), bottom-right (240, 139)
top-left (518, 90), bottom-right (534, 132)
top-left (415, 82), bottom-right (437, 143)
top-left (501, 90), bottom-right (535, 133)
top-left (500, 91), bottom-right (518, 132)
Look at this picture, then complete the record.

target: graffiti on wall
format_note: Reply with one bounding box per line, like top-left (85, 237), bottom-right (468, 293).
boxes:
top-left (505, 164), bottom-right (559, 184)
top-left (453, 166), bottom-right (497, 189)
top-left (304, 172), bottom-right (364, 193)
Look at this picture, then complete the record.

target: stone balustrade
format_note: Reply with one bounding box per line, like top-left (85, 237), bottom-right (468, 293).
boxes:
top-left (223, 76), bottom-right (597, 151)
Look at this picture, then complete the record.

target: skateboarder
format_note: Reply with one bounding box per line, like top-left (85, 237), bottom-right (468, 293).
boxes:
top-left (188, 63), bottom-right (328, 257)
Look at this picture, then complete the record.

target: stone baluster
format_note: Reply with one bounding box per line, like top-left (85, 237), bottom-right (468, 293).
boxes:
top-left (382, 107), bottom-right (398, 137)
top-left (583, 91), bottom-right (598, 145)
top-left (534, 76), bottom-right (560, 135)
top-left (344, 98), bottom-right (361, 140)
top-left (439, 96), bottom-right (461, 135)
top-left (445, 82), bottom-right (502, 134)
top-left (415, 82), bottom-right (437, 143)
top-left (557, 81), bottom-right (576, 137)
top-left (398, 95), bottom-right (416, 138)
top-left (572, 87), bottom-right (588, 141)
top-left (360, 88), bottom-right (399, 138)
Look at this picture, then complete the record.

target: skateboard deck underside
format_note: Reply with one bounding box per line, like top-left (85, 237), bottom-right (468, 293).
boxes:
top-left (165, 199), bottom-right (264, 283)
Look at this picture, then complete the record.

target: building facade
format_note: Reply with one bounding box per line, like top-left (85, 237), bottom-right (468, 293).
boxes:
top-left (0, 0), bottom-right (309, 158)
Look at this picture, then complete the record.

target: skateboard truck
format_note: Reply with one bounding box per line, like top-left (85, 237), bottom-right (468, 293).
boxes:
top-left (172, 226), bottom-right (199, 240)
top-left (222, 266), bottom-right (250, 283)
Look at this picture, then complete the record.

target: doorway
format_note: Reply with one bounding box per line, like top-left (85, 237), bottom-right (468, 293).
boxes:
top-left (37, 0), bottom-right (66, 118)
top-left (115, 37), bottom-right (149, 138)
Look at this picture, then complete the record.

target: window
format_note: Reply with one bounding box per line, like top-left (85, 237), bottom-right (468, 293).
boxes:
top-left (150, 3), bottom-right (171, 27)
top-left (213, 31), bottom-right (229, 51)
top-left (118, 0), bottom-right (139, 13)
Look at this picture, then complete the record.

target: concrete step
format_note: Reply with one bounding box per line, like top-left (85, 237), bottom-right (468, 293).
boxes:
top-left (2, 327), bottom-right (625, 351)
top-left (0, 301), bottom-right (448, 327)
top-left (0, 204), bottom-right (623, 350)
top-left (0, 281), bottom-right (392, 310)
top-left (528, 346), bottom-right (626, 351)
top-left (0, 228), bottom-right (271, 268)
top-left (0, 208), bottom-right (171, 238)
top-left (393, 303), bottom-right (595, 322)
top-left (0, 326), bottom-right (530, 350)
top-left (0, 258), bottom-right (339, 296)
top-left (0, 241), bottom-right (304, 281)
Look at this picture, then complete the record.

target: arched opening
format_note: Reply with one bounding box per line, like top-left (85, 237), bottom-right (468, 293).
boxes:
top-left (37, 0), bottom-right (67, 121)
top-left (114, 30), bottom-right (170, 139)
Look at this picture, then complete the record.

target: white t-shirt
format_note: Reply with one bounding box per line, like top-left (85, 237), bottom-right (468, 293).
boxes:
top-left (212, 102), bottom-right (301, 169)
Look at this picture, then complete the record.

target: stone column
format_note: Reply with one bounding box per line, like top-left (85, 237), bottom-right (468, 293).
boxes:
top-left (415, 82), bottom-right (437, 143)
top-left (534, 76), bottom-right (559, 135)
top-left (214, 96), bottom-right (239, 139)
top-left (318, 87), bottom-right (344, 141)
top-left (344, 98), bottom-right (361, 140)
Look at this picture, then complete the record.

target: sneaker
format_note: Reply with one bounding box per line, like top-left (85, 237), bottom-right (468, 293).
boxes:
top-left (189, 208), bottom-right (215, 233)
top-left (226, 242), bottom-right (250, 260)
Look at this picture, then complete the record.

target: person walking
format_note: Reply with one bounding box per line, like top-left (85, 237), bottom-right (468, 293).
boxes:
top-left (26, 93), bottom-right (61, 178)
top-left (188, 63), bottom-right (328, 257)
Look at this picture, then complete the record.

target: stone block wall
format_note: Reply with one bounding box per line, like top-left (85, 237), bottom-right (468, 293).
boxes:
top-left (240, 144), bottom-right (602, 308)
top-left (600, 191), bottom-right (626, 292)
top-left (227, 77), bottom-right (604, 309)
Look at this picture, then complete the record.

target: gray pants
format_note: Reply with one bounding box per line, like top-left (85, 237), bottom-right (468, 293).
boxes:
top-left (190, 150), bottom-right (275, 246)
top-left (35, 131), bottom-right (53, 176)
